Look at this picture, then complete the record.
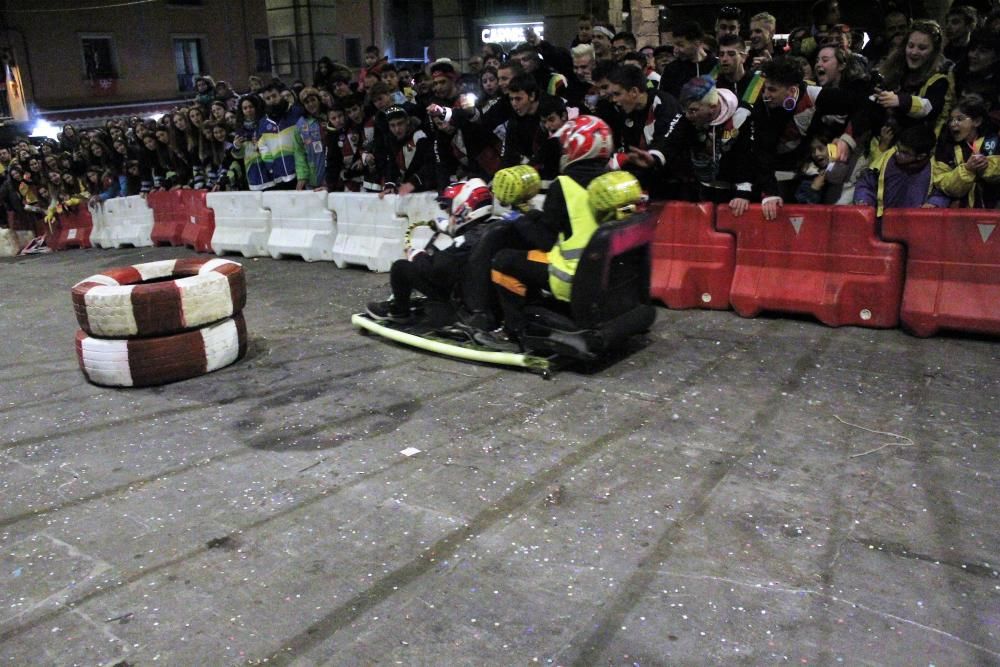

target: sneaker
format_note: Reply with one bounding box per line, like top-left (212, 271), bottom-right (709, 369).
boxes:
top-left (457, 308), bottom-right (496, 332)
top-left (366, 300), bottom-right (415, 324)
top-left (472, 329), bottom-right (523, 353)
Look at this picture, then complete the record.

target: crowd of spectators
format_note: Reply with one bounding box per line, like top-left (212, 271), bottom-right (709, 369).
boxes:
top-left (3, 0), bottom-right (999, 252)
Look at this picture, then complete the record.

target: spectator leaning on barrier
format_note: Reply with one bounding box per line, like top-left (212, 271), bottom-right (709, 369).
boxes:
top-left (380, 105), bottom-right (435, 195)
top-left (854, 124), bottom-right (950, 216)
top-left (605, 63), bottom-right (683, 198)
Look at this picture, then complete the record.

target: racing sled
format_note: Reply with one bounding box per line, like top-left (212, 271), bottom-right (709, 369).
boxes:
top-left (352, 211), bottom-right (657, 376)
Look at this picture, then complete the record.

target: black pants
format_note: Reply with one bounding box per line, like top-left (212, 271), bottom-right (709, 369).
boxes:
top-left (491, 248), bottom-right (549, 336)
top-left (389, 256), bottom-right (456, 310)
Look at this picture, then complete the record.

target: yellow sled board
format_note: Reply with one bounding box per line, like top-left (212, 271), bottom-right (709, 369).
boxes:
top-left (351, 313), bottom-right (551, 374)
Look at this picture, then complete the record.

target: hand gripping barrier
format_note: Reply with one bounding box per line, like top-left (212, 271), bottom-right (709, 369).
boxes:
top-left (650, 201), bottom-right (735, 309)
top-left (328, 192), bottom-right (408, 272)
top-left (148, 190), bottom-right (189, 246)
top-left (264, 190), bottom-right (336, 262)
top-left (48, 206), bottom-right (93, 251)
top-left (882, 208), bottom-right (1000, 337)
top-left (206, 191), bottom-right (272, 257)
top-left (94, 195), bottom-right (154, 249)
top-left (716, 205), bottom-right (904, 328)
top-left (175, 189), bottom-right (216, 253)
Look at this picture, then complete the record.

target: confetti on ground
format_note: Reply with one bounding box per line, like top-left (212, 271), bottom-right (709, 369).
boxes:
top-left (400, 447), bottom-right (422, 457)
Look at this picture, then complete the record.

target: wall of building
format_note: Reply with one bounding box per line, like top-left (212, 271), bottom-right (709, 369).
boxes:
top-left (2, 0), bottom-right (268, 109)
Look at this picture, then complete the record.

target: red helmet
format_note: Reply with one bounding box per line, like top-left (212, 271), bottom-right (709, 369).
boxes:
top-left (448, 179), bottom-right (493, 231)
top-left (555, 115), bottom-right (614, 169)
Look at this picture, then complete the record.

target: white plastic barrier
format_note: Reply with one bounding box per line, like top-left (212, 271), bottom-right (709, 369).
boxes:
top-left (491, 194), bottom-right (546, 218)
top-left (87, 201), bottom-right (110, 248)
top-left (0, 228), bottom-right (21, 256)
top-left (328, 192), bottom-right (408, 272)
top-left (394, 191), bottom-right (441, 226)
top-left (207, 191), bottom-right (272, 257)
top-left (96, 195), bottom-right (154, 248)
top-left (263, 190), bottom-right (336, 262)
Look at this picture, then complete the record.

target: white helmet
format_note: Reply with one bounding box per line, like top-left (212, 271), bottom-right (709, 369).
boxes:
top-left (447, 178), bottom-right (493, 231)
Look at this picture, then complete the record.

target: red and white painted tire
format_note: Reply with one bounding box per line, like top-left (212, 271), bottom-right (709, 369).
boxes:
top-left (72, 258), bottom-right (246, 338)
top-left (75, 313), bottom-right (248, 387)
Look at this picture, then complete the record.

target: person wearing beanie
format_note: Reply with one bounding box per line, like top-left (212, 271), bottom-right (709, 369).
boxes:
top-left (631, 75), bottom-right (781, 217)
top-left (380, 105), bottom-right (435, 195)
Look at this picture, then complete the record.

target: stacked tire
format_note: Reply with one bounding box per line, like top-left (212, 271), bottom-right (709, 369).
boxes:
top-left (71, 258), bottom-right (248, 387)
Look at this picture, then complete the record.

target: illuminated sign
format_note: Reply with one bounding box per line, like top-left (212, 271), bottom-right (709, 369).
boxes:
top-left (480, 22), bottom-right (545, 45)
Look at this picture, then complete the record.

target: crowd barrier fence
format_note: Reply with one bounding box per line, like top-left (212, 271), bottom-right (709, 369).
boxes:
top-left (40, 192), bottom-right (1000, 339)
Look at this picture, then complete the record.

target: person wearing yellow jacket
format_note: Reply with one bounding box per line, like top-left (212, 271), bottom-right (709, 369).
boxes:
top-left (478, 116), bottom-right (643, 352)
top-left (932, 94), bottom-right (1000, 209)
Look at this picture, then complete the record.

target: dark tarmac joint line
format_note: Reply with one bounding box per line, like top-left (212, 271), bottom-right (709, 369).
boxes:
top-left (1, 247), bottom-right (997, 666)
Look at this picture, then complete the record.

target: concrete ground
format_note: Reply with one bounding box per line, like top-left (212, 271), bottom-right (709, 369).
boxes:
top-left (1, 246), bottom-right (997, 667)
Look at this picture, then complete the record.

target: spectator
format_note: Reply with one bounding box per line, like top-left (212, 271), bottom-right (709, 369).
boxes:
top-left (509, 42), bottom-right (568, 98)
top-left (568, 43), bottom-right (598, 110)
top-left (611, 31), bottom-right (637, 62)
top-left (591, 24), bottom-right (615, 61)
top-left (503, 74), bottom-right (551, 176)
top-left (659, 21), bottom-right (719, 100)
top-left (380, 105), bottom-right (434, 195)
top-left (942, 4), bottom-right (977, 68)
top-left (863, 10), bottom-right (910, 69)
top-left (932, 94), bottom-right (1000, 208)
top-left (855, 124), bottom-right (950, 215)
top-left (293, 86), bottom-right (327, 190)
top-left (573, 14), bottom-right (593, 47)
top-left (749, 12), bottom-right (777, 68)
top-left (478, 66), bottom-right (502, 115)
top-left (716, 34), bottom-right (760, 104)
top-left (214, 80), bottom-right (238, 111)
top-left (193, 75), bottom-right (215, 107)
top-left (874, 20), bottom-right (954, 139)
top-left (380, 64), bottom-right (409, 105)
top-left (635, 75), bottom-right (779, 215)
top-left (953, 29), bottom-right (999, 114)
top-left (605, 64), bottom-right (682, 197)
top-left (359, 45), bottom-right (388, 92)
top-left (715, 5), bottom-right (742, 44)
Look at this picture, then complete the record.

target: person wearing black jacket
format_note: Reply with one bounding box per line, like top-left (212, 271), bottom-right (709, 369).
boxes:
top-left (366, 180), bottom-right (494, 324)
top-left (659, 21), bottom-right (719, 100)
top-left (630, 75), bottom-right (781, 217)
top-left (604, 64), bottom-right (682, 198)
top-left (380, 106), bottom-right (435, 194)
top-left (502, 75), bottom-right (551, 173)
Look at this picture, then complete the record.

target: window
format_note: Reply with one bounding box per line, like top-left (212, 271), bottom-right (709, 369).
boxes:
top-left (344, 37), bottom-right (362, 68)
top-left (253, 38), bottom-right (272, 73)
top-left (173, 37), bottom-right (205, 92)
top-left (270, 39), bottom-right (293, 76)
top-left (80, 35), bottom-right (118, 80)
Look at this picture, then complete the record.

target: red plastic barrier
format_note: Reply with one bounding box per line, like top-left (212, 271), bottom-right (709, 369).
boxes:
top-left (178, 190), bottom-right (216, 253)
top-left (48, 206), bottom-right (92, 251)
top-left (148, 190), bottom-right (187, 246)
top-left (716, 205), bottom-right (904, 328)
top-left (882, 208), bottom-right (1000, 337)
top-left (650, 201), bottom-right (735, 309)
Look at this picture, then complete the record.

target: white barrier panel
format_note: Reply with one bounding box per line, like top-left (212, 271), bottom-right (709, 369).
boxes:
top-left (491, 194), bottom-right (546, 218)
top-left (97, 195), bottom-right (154, 248)
top-left (0, 228), bottom-right (20, 256)
top-left (87, 201), bottom-right (110, 249)
top-left (328, 192), bottom-right (408, 272)
top-left (394, 191), bottom-right (441, 225)
top-left (207, 191), bottom-right (272, 257)
top-left (263, 190), bottom-right (336, 262)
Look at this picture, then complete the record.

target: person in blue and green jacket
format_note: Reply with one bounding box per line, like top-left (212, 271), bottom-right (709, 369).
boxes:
top-left (257, 82), bottom-right (304, 190)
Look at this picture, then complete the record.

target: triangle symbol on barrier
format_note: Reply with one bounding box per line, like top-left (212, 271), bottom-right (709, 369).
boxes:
top-left (789, 217), bottom-right (804, 235)
top-left (978, 223), bottom-right (995, 243)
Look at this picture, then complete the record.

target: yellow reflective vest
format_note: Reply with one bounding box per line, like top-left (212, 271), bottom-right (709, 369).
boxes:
top-left (548, 175), bottom-right (599, 302)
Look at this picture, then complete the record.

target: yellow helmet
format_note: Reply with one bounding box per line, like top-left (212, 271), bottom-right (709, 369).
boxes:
top-left (587, 171), bottom-right (642, 217)
top-left (492, 165), bottom-right (541, 206)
